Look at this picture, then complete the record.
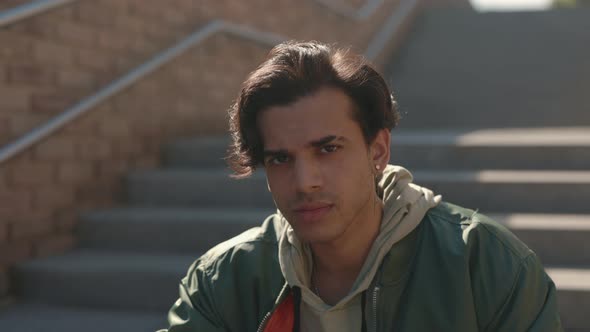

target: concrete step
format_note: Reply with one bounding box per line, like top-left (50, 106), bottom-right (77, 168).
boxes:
top-left (79, 207), bottom-right (271, 253)
top-left (13, 250), bottom-right (196, 312)
top-left (388, 8), bottom-right (590, 128)
top-left (9, 251), bottom-right (590, 329)
top-left (78, 206), bottom-right (589, 267)
top-left (0, 302), bottom-right (165, 332)
top-left (163, 128), bottom-right (590, 170)
top-left (492, 213), bottom-right (590, 266)
top-left (125, 169), bottom-right (273, 208)
top-left (125, 168), bottom-right (590, 213)
top-left (414, 170), bottom-right (590, 213)
top-left (163, 136), bottom-right (230, 169)
top-left (546, 267), bottom-right (590, 329)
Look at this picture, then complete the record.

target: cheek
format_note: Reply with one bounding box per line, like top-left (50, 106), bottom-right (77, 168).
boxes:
top-left (266, 169), bottom-right (292, 199)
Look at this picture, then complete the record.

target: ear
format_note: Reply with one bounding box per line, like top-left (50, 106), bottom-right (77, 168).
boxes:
top-left (370, 129), bottom-right (391, 171)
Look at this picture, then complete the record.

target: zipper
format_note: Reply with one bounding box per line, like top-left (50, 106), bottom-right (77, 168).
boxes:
top-left (371, 286), bottom-right (381, 332)
top-left (256, 312), bottom-right (272, 332)
top-left (256, 282), bottom-right (291, 332)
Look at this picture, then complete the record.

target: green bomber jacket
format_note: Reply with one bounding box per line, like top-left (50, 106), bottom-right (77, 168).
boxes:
top-left (159, 202), bottom-right (563, 332)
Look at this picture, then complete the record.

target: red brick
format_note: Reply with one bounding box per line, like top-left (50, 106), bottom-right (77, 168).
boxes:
top-left (0, 241), bottom-right (32, 265)
top-left (10, 218), bottom-right (54, 240)
top-left (9, 113), bottom-right (52, 136)
top-left (76, 2), bottom-right (118, 27)
top-left (9, 209), bottom-right (53, 225)
top-left (132, 156), bottom-right (159, 170)
top-left (0, 85), bottom-right (31, 110)
top-left (0, 195), bottom-right (18, 224)
top-left (31, 91), bottom-right (77, 113)
top-left (57, 69), bottom-right (95, 89)
top-left (33, 137), bottom-right (76, 160)
top-left (76, 48), bottom-right (112, 71)
top-left (98, 31), bottom-right (135, 52)
top-left (61, 114), bottom-right (99, 135)
top-left (115, 15), bottom-right (147, 35)
top-left (0, 32), bottom-right (31, 60)
top-left (111, 139), bottom-right (143, 157)
top-left (56, 21), bottom-right (98, 48)
top-left (98, 117), bottom-right (130, 137)
top-left (8, 162), bottom-right (56, 186)
top-left (34, 233), bottom-right (76, 258)
top-left (131, 38), bottom-right (159, 55)
top-left (33, 41), bottom-right (74, 66)
top-left (57, 161), bottom-right (95, 184)
top-left (96, 159), bottom-right (129, 178)
top-left (76, 182), bottom-right (117, 206)
top-left (76, 138), bottom-right (111, 160)
top-left (33, 186), bottom-right (75, 209)
top-left (54, 209), bottom-right (79, 231)
top-left (162, 8), bottom-right (189, 26)
top-left (0, 222), bottom-right (7, 243)
top-left (6, 65), bottom-right (55, 85)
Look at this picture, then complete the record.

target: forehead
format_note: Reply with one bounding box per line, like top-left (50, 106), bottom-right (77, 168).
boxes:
top-left (257, 87), bottom-right (362, 149)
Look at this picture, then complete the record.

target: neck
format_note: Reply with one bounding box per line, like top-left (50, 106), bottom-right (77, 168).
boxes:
top-left (311, 195), bottom-right (383, 286)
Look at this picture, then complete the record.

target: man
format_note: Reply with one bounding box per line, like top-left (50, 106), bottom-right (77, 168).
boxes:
top-left (160, 41), bottom-right (562, 331)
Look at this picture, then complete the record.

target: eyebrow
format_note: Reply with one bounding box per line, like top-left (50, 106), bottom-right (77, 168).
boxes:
top-left (263, 135), bottom-right (347, 157)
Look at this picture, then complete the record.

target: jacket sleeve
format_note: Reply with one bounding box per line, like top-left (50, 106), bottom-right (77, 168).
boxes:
top-left (484, 253), bottom-right (563, 332)
top-left (157, 260), bottom-right (227, 332)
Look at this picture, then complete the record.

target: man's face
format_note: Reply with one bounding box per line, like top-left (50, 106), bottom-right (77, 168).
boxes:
top-left (258, 86), bottom-right (388, 244)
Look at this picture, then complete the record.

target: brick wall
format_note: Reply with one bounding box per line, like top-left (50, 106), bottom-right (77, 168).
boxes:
top-left (0, 0), bottom-right (418, 298)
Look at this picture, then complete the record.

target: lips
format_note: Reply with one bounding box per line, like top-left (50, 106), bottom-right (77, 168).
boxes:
top-left (293, 203), bottom-right (333, 223)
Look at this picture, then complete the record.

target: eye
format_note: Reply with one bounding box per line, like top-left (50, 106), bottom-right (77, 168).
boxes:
top-left (320, 144), bottom-right (340, 153)
top-left (267, 154), bottom-right (290, 165)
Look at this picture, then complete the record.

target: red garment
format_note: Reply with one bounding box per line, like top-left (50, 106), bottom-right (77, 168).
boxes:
top-left (263, 293), bottom-right (294, 332)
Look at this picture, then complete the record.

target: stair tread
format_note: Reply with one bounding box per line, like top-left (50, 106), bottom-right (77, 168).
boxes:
top-left (130, 168), bottom-right (590, 184)
top-left (491, 213), bottom-right (590, 231)
top-left (84, 206), bottom-right (272, 222)
top-left (86, 207), bottom-right (590, 232)
top-left (0, 302), bottom-right (165, 332)
top-left (392, 127), bottom-right (590, 147)
top-left (169, 128), bottom-right (590, 148)
top-left (18, 250), bottom-right (197, 272)
top-left (546, 268), bottom-right (590, 291)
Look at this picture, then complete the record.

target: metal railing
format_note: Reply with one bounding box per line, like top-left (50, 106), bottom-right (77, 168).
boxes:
top-left (0, 0), bottom-right (78, 27)
top-left (0, 0), bottom-right (419, 164)
top-left (314, 0), bottom-right (384, 19)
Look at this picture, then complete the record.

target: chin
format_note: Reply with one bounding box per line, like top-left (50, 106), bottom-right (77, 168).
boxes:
top-left (291, 225), bottom-right (341, 244)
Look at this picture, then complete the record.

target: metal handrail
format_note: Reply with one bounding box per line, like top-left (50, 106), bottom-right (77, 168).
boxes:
top-left (314, 0), bottom-right (384, 19)
top-left (365, 0), bottom-right (418, 60)
top-left (0, 0), bottom-right (418, 164)
top-left (0, 21), bottom-right (285, 163)
top-left (0, 0), bottom-right (78, 27)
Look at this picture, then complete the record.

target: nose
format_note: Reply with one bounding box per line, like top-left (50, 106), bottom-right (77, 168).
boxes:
top-left (293, 158), bottom-right (323, 193)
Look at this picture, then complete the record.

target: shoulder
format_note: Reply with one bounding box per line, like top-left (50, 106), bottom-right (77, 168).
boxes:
top-left (422, 202), bottom-right (552, 328)
top-left (423, 201), bottom-right (533, 260)
top-left (188, 213), bottom-right (285, 278)
top-left (179, 213), bottom-right (286, 330)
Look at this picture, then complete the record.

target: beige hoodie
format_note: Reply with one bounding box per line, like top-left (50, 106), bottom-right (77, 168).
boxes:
top-left (278, 165), bottom-right (441, 331)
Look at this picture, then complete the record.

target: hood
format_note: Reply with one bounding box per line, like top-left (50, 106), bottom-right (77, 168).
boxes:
top-left (277, 165), bottom-right (442, 312)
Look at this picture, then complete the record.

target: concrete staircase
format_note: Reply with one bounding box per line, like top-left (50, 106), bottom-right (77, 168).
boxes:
top-left (387, 6), bottom-right (590, 330)
top-left (1, 6), bottom-right (589, 332)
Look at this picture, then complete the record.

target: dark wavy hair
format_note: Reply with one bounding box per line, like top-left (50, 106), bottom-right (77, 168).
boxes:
top-left (227, 41), bottom-right (400, 178)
